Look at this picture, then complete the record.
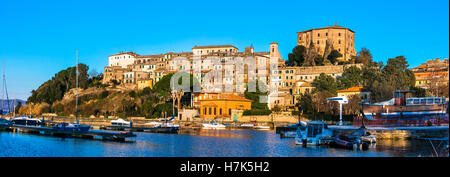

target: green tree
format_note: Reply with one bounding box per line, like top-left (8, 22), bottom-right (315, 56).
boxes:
top-left (312, 73), bottom-right (338, 93)
top-left (287, 45), bottom-right (307, 66)
top-left (337, 66), bottom-right (362, 89)
top-left (327, 50), bottom-right (342, 65)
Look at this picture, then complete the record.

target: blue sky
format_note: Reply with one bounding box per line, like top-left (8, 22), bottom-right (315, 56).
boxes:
top-left (0, 0), bottom-right (448, 100)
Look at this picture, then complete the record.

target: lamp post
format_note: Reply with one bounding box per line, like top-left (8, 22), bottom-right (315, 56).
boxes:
top-left (327, 96), bottom-right (348, 126)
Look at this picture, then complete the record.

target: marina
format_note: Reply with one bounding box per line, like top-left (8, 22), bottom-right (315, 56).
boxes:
top-left (0, 128), bottom-right (447, 157)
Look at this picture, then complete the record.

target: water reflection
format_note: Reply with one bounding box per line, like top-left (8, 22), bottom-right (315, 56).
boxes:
top-left (0, 130), bottom-right (442, 157)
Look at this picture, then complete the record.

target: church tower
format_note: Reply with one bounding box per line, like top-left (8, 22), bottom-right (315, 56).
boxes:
top-left (269, 42), bottom-right (280, 59)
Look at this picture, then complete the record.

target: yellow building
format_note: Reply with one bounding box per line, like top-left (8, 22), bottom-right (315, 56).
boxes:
top-left (297, 23), bottom-right (356, 61)
top-left (337, 86), bottom-right (370, 102)
top-left (137, 79), bottom-right (153, 90)
top-left (199, 93), bottom-right (251, 118)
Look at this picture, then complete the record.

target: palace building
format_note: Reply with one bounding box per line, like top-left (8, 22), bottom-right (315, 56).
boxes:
top-left (297, 23), bottom-right (356, 61)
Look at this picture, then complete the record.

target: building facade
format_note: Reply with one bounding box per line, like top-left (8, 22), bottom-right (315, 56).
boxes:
top-left (297, 23), bottom-right (356, 61)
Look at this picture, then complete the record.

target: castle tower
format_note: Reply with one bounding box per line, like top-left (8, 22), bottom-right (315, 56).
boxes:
top-left (270, 42), bottom-right (280, 59)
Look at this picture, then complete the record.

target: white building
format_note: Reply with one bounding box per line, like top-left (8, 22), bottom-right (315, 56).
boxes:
top-left (108, 52), bottom-right (139, 68)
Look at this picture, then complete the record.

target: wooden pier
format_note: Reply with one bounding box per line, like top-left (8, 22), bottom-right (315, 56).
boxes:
top-left (0, 124), bottom-right (136, 142)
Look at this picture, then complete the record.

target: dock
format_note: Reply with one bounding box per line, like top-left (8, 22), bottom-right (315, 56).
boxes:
top-left (100, 125), bottom-right (179, 134)
top-left (0, 124), bottom-right (136, 142)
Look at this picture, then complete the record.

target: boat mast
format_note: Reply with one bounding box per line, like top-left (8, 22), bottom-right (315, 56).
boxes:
top-left (76, 49), bottom-right (79, 124)
top-left (13, 94), bottom-right (16, 118)
top-left (1, 61), bottom-right (11, 117)
top-left (1, 61), bottom-right (3, 117)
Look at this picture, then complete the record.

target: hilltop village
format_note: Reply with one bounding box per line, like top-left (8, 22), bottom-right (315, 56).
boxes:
top-left (21, 24), bottom-right (449, 122)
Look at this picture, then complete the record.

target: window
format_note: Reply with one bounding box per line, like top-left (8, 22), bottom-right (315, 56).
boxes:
top-left (220, 108), bottom-right (222, 115)
top-left (209, 108), bottom-right (212, 115)
top-left (338, 33), bottom-right (341, 36)
top-left (214, 108), bottom-right (216, 115)
top-left (326, 33), bottom-right (328, 36)
top-left (317, 40), bottom-right (320, 44)
top-left (338, 40), bottom-right (341, 44)
top-left (204, 108), bottom-right (207, 114)
top-left (317, 33), bottom-right (320, 37)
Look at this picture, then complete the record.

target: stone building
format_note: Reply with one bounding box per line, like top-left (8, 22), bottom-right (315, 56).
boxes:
top-left (297, 23), bottom-right (356, 61)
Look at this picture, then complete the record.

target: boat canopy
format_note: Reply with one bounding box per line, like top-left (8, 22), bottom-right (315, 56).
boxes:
top-left (367, 98), bottom-right (395, 106)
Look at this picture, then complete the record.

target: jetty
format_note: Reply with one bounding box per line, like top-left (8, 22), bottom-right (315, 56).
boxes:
top-left (0, 124), bottom-right (136, 142)
top-left (100, 125), bottom-right (179, 134)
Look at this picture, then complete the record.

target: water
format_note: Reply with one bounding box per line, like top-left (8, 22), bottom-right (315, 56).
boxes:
top-left (0, 129), bottom-right (444, 157)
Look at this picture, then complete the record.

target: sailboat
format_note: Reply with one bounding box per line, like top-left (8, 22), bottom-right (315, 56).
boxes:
top-left (1, 62), bottom-right (11, 116)
top-left (52, 49), bottom-right (90, 132)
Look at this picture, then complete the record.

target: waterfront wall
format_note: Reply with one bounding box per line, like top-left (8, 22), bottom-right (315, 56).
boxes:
top-left (43, 114), bottom-right (300, 128)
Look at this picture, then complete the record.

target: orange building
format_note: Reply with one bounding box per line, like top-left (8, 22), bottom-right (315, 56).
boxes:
top-left (199, 93), bottom-right (251, 118)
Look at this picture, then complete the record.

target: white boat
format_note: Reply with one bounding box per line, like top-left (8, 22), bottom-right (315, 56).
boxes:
top-left (295, 121), bottom-right (333, 146)
top-left (202, 122), bottom-right (226, 129)
top-left (254, 125), bottom-right (271, 130)
top-left (239, 124), bottom-right (254, 127)
top-left (145, 121), bottom-right (162, 127)
top-left (155, 123), bottom-right (180, 128)
top-left (110, 118), bottom-right (131, 127)
top-left (11, 116), bottom-right (42, 126)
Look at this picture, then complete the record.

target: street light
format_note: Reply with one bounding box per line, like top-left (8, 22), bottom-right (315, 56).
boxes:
top-left (327, 96), bottom-right (348, 126)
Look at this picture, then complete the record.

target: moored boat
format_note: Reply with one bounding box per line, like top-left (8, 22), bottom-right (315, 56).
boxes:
top-left (332, 135), bottom-right (369, 150)
top-left (110, 118), bottom-right (131, 128)
top-left (295, 121), bottom-right (333, 146)
top-left (11, 116), bottom-right (42, 126)
top-left (355, 90), bottom-right (449, 127)
top-left (202, 121), bottom-right (226, 129)
top-left (52, 122), bottom-right (91, 132)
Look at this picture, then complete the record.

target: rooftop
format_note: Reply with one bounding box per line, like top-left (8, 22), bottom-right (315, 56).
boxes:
top-left (192, 45), bottom-right (238, 49)
top-left (297, 24), bottom-right (354, 33)
top-left (337, 86), bottom-right (368, 93)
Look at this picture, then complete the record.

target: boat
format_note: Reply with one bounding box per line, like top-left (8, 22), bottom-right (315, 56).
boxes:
top-left (332, 135), bottom-right (369, 150)
top-left (276, 121), bottom-right (306, 134)
top-left (351, 128), bottom-right (376, 144)
top-left (239, 123), bottom-right (254, 127)
top-left (145, 121), bottom-right (162, 127)
top-left (52, 122), bottom-right (91, 132)
top-left (355, 90), bottom-right (449, 127)
top-left (0, 118), bottom-right (10, 125)
top-left (110, 118), bottom-right (131, 128)
top-left (254, 125), bottom-right (271, 130)
top-left (11, 116), bottom-right (42, 126)
top-left (202, 121), bottom-right (226, 129)
top-left (295, 121), bottom-right (333, 146)
top-left (154, 122), bottom-right (180, 128)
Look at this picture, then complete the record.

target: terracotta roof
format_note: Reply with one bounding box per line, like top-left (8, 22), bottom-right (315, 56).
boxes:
top-left (192, 45), bottom-right (237, 49)
top-left (297, 25), bottom-right (354, 33)
top-left (337, 86), bottom-right (367, 93)
top-left (109, 51), bottom-right (139, 57)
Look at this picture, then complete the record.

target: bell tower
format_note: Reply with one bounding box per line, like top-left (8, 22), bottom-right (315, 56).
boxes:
top-left (269, 42), bottom-right (280, 58)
